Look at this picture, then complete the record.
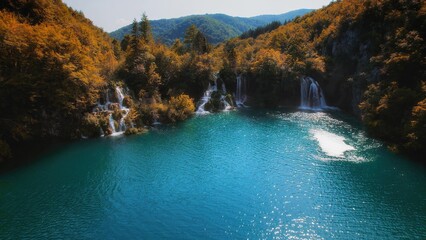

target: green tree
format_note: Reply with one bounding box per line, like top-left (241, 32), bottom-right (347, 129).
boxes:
top-left (171, 39), bottom-right (184, 55)
top-left (183, 25), bottom-right (210, 54)
top-left (184, 24), bottom-right (198, 51)
top-left (130, 18), bottom-right (140, 54)
top-left (112, 39), bottom-right (121, 59)
top-left (193, 31), bottom-right (209, 54)
top-left (120, 35), bottom-right (131, 51)
top-left (140, 13), bottom-right (153, 43)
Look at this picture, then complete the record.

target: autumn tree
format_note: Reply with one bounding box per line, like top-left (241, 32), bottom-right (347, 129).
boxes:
top-left (146, 62), bottom-right (162, 97)
top-left (0, 0), bottom-right (119, 159)
top-left (171, 39), bottom-right (185, 55)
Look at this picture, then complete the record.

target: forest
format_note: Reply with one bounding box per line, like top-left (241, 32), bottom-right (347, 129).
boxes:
top-left (0, 0), bottom-right (425, 164)
top-left (109, 9), bottom-right (313, 45)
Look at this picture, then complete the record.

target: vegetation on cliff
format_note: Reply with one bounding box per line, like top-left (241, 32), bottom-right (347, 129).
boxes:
top-left (0, 0), bottom-right (119, 160)
top-left (0, 1), bottom-right (196, 162)
top-left (213, 0), bottom-right (425, 158)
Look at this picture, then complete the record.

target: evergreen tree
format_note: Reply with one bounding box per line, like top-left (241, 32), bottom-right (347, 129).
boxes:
top-left (171, 39), bottom-right (184, 55)
top-left (130, 18), bottom-right (140, 53)
top-left (194, 31), bottom-right (209, 54)
top-left (183, 25), bottom-right (210, 53)
top-left (120, 35), bottom-right (131, 51)
top-left (140, 13), bottom-right (153, 43)
top-left (112, 39), bottom-right (121, 59)
top-left (131, 18), bottom-right (139, 38)
top-left (184, 24), bottom-right (198, 51)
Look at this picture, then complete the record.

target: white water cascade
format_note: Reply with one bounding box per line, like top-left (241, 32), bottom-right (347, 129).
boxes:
top-left (115, 87), bottom-right (131, 133)
top-left (196, 77), bottom-right (232, 114)
top-left (94, 86), bottom-right (133, 136)
top-left (235, 75), bottom-right (247, 107)
top-left (300, 77), bottom-right (328, 110)
top-left (196, 82), bottom-right (216, 115)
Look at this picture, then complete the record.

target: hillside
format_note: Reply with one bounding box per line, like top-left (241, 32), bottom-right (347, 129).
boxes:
top-left (216, 0), bottom-right (425, 159)
top-left (109, 9), bottom-right (313, 45)
top-left (0, 0), bottom-right (119, 161)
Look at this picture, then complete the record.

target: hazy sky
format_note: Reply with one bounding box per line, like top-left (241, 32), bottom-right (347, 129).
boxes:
top-left (62, 0), bottom-right (334, 32)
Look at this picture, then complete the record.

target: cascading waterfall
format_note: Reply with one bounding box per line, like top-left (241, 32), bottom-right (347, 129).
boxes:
top-left (196, 82), bottom-right (215, 114)
top-left (300, 77), bottom-right (327, 109)
top-left (115, 86), bottom-right (131, 132)
top-left (235, 75), bottom-right (247, 107)
top-left (94, 86), bottom-right (133, 136)
top-left (196, 76), bottom-right (232, 114)
top-left (109, 114), bottom-right (117, 133)
top-left (222, 95), bottom-right (231, 109)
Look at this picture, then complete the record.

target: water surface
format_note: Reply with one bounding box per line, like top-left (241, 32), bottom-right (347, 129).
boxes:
top-left (1, 109), bottom-right (425, 239)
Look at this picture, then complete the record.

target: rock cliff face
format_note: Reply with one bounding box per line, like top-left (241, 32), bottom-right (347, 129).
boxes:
top-left (322, 28), bottom-right (372, 115)
top-left (305, 0), bottom-right (425, 158)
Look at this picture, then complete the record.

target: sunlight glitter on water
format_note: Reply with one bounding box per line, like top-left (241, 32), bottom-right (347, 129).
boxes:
top-left (1, 110), bottom-right (425, 239)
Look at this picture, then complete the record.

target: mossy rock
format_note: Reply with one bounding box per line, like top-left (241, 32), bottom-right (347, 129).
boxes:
top-left (81, 113), bottom-right (101, 138)
top-left (225, 94), bottom-right (235, 108)
top-left (114, 120), bottom-right (120, 131)
top-left (0, 139), bottom-right (12, 160)
top-left (123, 96), bottom-right (134, 108)
top-left (209, 91), bottom-right (223, 112)
top-left (108, 103), bottom-right (120, 111)
top-left (112, 109), bottom-right (123, 121)
top-left (125, 127), bottom-right (148, 135)
top-left (204, 101), bottom-right (213, 112)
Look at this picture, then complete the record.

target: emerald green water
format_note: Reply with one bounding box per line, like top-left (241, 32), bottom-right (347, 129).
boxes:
top-left (0, 109), bottom-right (425, 239)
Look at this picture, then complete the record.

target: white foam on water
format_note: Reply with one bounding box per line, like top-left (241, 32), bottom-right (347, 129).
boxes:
top-left (310, 129), bottom-right (355, 158)
top-left (109, 131), bottom-right (125, 137)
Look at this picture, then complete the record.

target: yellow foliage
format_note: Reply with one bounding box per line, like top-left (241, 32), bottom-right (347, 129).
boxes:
top-left (250, 48), bottom-right (285, 73)
top-left (166, 94), bottom-right (195, 122)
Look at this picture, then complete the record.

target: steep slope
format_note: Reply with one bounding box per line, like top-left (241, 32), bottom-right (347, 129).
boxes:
top-left (0, 0), bottom-right (119, 161)
top-left (110, 10), bottom-right (313, 44)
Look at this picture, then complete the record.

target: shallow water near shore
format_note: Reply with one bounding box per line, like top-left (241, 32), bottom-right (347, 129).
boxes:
top-left (0, 109), bottom-right (425, 239)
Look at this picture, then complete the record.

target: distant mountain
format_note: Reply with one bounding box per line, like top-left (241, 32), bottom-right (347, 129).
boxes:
top-left (250, 9), bottom-right (313, 23)
top-left (109, 9), bottom-right (313, 45)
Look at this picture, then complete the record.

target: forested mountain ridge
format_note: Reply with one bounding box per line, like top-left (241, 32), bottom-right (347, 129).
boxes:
top-left (110, 9), bottom-right (313, 45)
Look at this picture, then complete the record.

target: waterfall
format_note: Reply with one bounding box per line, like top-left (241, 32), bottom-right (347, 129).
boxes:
top-left (100, 127), bottom-right (105, 137)
top-left (115, 86), bottom-right (130, 132)
top-left (235, 75), bottom-right (247, 107)
top-left (116, 86), bottom-right (125, 107)
top-left (94, 86), bottom-right (133, 136)
top-left (300, 77), bottom-right (327, 110)
top-left (221, 95), bottom-right (232, 111)
top-left (109, 114), bottom-right (117, 133)
top-left (196, 76), bottom-right (233, 114)
top-left (196, 83), bottom-right (215, 114)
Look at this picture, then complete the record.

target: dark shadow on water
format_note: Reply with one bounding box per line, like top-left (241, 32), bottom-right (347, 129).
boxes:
top-left (0, 135), bottom-right (124, 174)
top-left (0, 139), bottom-right (73, 174)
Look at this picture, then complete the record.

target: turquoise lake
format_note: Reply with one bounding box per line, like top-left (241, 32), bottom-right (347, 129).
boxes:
top-left (0, 109), bottom-right (425, 239)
